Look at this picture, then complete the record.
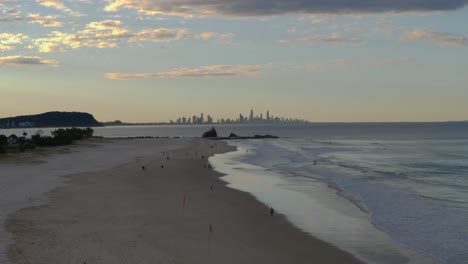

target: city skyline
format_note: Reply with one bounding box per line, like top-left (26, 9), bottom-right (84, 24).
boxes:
top-left (0, 1), bottom-right (467, 122)
top-left (173, 109), bottom-right (309, 124)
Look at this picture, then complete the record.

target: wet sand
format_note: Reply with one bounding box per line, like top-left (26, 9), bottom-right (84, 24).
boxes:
top-left (4, 138), bottom-right (362, 264)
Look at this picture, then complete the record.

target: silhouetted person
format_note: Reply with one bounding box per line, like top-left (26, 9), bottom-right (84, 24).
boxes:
top-left (167, 156), bottom-right (170, 160)
top-left (270, 207), bottom-right (274, 216)
top-left (201, 155), bottom-right (205, 159)
top-left (210, 185), bottom-right (213, 191)
top-left (161, 165), bottom-right (164, 169)
top-left (314, 160), bottom-right (317, 165)
top-left (142, 166), bottom-right (145, 171)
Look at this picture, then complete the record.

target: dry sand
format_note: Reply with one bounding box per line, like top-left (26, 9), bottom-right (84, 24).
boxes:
top-left (5, 138), bottom-right (362, 264)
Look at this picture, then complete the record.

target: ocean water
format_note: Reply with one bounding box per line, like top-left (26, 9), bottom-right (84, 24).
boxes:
top-left (210, 123), bottom-right (468, 264)
top-left (2, 123), bottom-right (468, 263)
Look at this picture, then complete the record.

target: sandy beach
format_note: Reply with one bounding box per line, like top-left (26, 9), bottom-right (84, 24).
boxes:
top-left (3, 138), bottom-right (362, 264)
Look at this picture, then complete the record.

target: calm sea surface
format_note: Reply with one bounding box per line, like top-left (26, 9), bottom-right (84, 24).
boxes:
top-left (2, 123), bottom-right (468, 263)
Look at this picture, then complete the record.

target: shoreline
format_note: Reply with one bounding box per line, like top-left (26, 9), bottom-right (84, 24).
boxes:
top-left (211, 140), bottom-right (440, 264)
top-left (4, 138), bottom-right (362, 264)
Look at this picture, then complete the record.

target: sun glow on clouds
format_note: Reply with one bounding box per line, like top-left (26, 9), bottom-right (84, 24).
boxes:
top-left (0, 33), bottom-right (28, 51)
top-left (400, 29), bottom-right (468, 46)
top-left (0, 55), bottom-right (58, 66)
top-left (35, 0), bottom-right (77, 15)
top-left (27, 13), bottom-right (63, 27)
top-left (280, 33), bottom-right (362, 45)
top-left (0, 0), bottom-right (466, 123)
top-left (25, 18), bottom-right (234, 53)
top-left (105, 65), bottom-right (262, 80)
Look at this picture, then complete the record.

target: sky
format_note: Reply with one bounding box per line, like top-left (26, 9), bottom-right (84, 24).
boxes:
top-left (0, 0), bottom-right (467, 122)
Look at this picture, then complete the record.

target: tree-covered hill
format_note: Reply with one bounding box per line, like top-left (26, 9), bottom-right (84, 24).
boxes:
top-left (0, 112), bottom-right (102, 128)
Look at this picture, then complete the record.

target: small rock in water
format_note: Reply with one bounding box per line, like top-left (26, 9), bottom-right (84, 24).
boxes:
top-left (202, 127), bottom-right (218, 138)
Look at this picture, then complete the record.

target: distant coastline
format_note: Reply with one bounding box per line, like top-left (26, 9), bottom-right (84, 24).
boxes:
top-left (0, 112), bottom-right (102, 129)
top-left (1, 111), bottom-right (466, 129)
top-left (102, 120), bottom-right (468, 126)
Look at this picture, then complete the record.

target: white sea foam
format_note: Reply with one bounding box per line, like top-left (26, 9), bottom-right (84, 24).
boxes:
top-left (211, 138), bottom-right (468, 264)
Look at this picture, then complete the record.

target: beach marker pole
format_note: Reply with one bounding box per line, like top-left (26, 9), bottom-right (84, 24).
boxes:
top-left (208, 224), bottom-right (213, 255)
top-left (182, 195), bottom-right (186, 216)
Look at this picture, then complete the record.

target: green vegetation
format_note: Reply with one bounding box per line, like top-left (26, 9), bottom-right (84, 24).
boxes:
top-left (0, 127), bottom-right (94, 154)
top-left (0, 135), bottom-right (7, 153)
top-left (31, 128), bottom-right (94, 147)
top-left (0, 111), bottom-right (101, 128)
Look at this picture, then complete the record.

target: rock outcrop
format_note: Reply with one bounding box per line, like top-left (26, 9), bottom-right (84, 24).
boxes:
top-left (202, 127), bottom-right (218, 138)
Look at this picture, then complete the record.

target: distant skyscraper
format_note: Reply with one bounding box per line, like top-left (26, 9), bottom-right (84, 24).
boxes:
top-left (170, 108), bottom-right (308, 126)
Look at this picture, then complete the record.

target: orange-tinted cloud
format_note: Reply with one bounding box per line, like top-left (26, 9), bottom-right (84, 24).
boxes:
top-left (27, 13), bottom-right (63, 27)
top-left (106, 65), bottom-right (261, 80)
top-left (400, 29), bottom-right (468, 46)
top-left (35, 0), bottom-right (81, 16)
top-left (0, 33), bottom-right (28, 51)
top-left (29, 20), bottom-right (233, 52)
top-left (0, 55), bottom-right (58, 66)
top-left (280, 33), bottom-right (362, 45)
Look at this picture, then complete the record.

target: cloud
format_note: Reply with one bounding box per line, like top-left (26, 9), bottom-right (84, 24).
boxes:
top-left (29, 20), bottom-right (233, 52)
top-left (301, 14), bottom-right (337, 24)
top-left (400, 29), bottom-right (468, 46)
top-left (129, 28), bottom-right (191, 42)
top-left (103, 0), bottom-right (468, 17)
top-left (265, 62), bottom-right (322, 72)
top-left (280, 33), bottom-right (362, 45)
top-left (87, 20), bottom-right (122, 31)
top-left (3, 7), bottom-right (21, 15)
top-left (27, 13), bottom-right (63, 27)
top-left (374, 58), bottom-right (415, 66)
top-left (197, 32), bottom-right (234, 43)
top-left (0, 17), bottom-right (23, 23)
top-left (35, 0), bottom-right (81, 16)
top-left (105, 65), bottom-right (261, 80)
top-left (33, 42), bottom-right (63, 52)
top-left (0, 55), bottom-right (58, 66)
top-left (0, 33), bottom-right (28, 51)
top-left (335, 59), bottom-right (359, 68)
